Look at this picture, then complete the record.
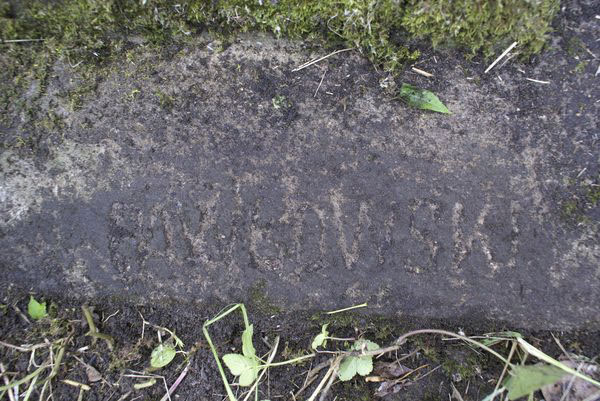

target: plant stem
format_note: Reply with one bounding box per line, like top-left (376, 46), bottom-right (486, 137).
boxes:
top-left (260, 353), bottom-right (315, 368)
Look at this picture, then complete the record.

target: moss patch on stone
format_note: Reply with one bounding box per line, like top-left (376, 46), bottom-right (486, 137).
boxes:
top-left (2, 0), bottom-right (559, 73)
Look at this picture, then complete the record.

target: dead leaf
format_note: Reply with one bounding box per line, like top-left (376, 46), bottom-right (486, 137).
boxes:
top-left (375, 380), bottom-right (411, 398)
top-left (372, 361), bottom-right (415, 397)
top-left (541, 360), bottom-right (600, 401)
top-left (86, 365), bottom-right (102, 382)
top-left (373, 361), bottom-right (412, 379)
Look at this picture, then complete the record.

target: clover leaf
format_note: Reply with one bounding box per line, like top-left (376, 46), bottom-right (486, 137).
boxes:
top-left (338, 339), bottom-right (380, 381)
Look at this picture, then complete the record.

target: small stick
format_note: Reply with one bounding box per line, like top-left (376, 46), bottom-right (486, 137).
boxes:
top-left (1, 39), bottom-right (44, 44)
top-left (0, 340), bottom-right (39, 352)
top-left (294, 360), bottom-right (330, 399)
top-left (62, 380), bottom-right (91, 391)
top-left (318, 359), bottom-right (341, 401)
top-left (525, 77), bottom-right (550, 84)
top-left (411, 67), bottom-right (433, 78)
top-left (159, 363), bottom-right (191, 401)
top-left (307, 356), bottom-right (341, 401)
top-left (0, 363), bottom-right (16, 401)
top-left (314, 69), bottom-right (327, 97)
top-left (13, 306), bottom-right (31, 325)
top-left (293, 48), bottom-right (353, 72)
top-left (493, 341), bottom-right (517, 395)
top-left (326, 302), bottom-right (367, 315)
top-left (485, 41), bottom-right (518, 73)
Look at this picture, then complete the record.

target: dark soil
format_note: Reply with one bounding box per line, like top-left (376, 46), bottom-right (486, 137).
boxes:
top-left (1, 293), bottom-right (600, 401)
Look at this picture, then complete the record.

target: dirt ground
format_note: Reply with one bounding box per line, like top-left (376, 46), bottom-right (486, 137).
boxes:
top-left (1, 293), bottom-right (600, 401)
top-left (1, 0), bottom-right (599, 400)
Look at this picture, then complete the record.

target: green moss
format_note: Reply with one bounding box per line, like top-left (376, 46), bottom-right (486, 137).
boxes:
top-left (560, 176), bottom-right (600, 224)
top-left (248, 280), bottom-right (282, 315)
top-left (587, 186), bottom-right (600, 206)
top-left (566, 36), bottom-right (586, 58)
top-left (2, 0), bottom-right (558, 78)
top-left (401, 0), bottom-right (559, 60)
top-left (442, 353), bottom-right (481, 381)
top-left (156, 90), bottom-right (175, 111)
top-left (573, 60), bottom-right (589, 74)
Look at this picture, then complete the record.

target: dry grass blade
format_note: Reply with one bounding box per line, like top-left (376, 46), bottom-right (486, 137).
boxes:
top-left (292, 48), bottom-right (353, 72)
top-left (485, 41), bottom-right (518, 73)
top-left (159, 363), bottom-right (191, 401)
top-left (307, 356), bottom-right (342, 401)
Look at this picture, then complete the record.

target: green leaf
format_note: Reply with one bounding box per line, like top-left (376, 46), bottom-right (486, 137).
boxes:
top-left (504, 365), bottom-right (568, 400)
top-left (351, 339), bottom-right (380, 352)
top-left (242, 324), bottom-right (256, 359)
top-left (399, 83), bottom-right (451, 114)
top-left (150, 343), bottom-right (176, 368)
top-left (338, 339), bottom-right (380, 381)
top-left (311, 324), bottom-right (329, 350)
top-left (27, 296), bottom-right (47, 320)
top-left (222, 354), bottom-right (259, 387)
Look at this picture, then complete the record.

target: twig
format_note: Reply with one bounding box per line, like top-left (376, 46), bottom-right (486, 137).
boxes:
top-left (318, 358), bottom-right (340, 401)
top-left (525, 77), bottom-right (550, 84)
top-left (0, 340), bottom-right (51, 353)
top-left (13, 306), bottom-right (31, 325)
top-left (294, 360), bottom-right (331, 399)
top-left (292, 48), bottom-right (353, 72)
top-left (0, 363), bottom-right (16, 401)
top-left (326, 302), bottom-right (367, 315)
top-left (1, 39), bottom-right (44, 44)
top-left (493, 341), bottom-right (517, 394)
top-left (485, 42), bottom-right (518, 73)
top-left (159, 363), bottom-right (190, 401)
top-left (411, 67), bottom-right (434, 78)
top-left (314, 69), bottom-right (327, 98)
top-left (307, 356), bottom-right (342, 401)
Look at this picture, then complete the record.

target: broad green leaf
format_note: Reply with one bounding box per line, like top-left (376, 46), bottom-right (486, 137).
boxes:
top-left (351, 339), bottom-right (380, 352)
top-left (151, 343), bottom-right (176, 368)
top-left (338, 355), bottom-right (358, 381)
top-left (355, 355), bottom-right (374, 376)
top-left (399, 83), bottom-right (451, 114)
top-left (242, 324), bottom-right (256, 359)
top-left (517, 338), bottom-right (600, 388)
top-left (338, 339), bottom-right (380, 381)
top-left (311, 324), bottom-right (329, 350)
top-left (222, 354), bottom-right (259, 387)
top-left (27, 296), bottom-right (47, 320)
top-left (504, 365), bottom-right (567, 400)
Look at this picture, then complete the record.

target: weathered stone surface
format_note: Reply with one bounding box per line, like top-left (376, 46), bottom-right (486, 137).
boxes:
top-left (1, 34), bottom-right (598, 329)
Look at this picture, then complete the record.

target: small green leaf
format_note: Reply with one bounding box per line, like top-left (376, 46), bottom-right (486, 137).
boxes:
top-left (338, 339), bottom-right (380, 381)
top-left (338, 355), bottom-right (358, 381)
top-left (312, 324), bottom-right (329, 350)
top-left (242, 324), bottom-right (256, 359)
top-left (151, 344), bottom-right (176, 368)
top-left (351, 339), bottom-right (380, 352)
top-left (222, 354), bottom-right (259, 387)
top-left (399, 83), bottom-right (451, 114)
top-left (504, 365), bottom-right (568, 400)
top-left (27, 296), bottom-right (47, 320)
